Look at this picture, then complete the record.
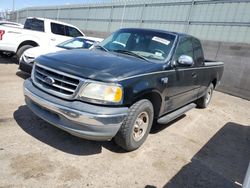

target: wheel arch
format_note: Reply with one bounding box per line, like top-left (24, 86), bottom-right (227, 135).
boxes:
top-left (211, 78), bottom-right (217, 88)
top-left (132, 90), bottom-right (163, 118)
top-left (16, 40), bottom-right (39, 52)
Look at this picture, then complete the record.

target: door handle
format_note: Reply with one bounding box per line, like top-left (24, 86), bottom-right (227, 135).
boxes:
top-left (51, 38), bottom-right (56, 41)
top-left (192, 72), bottom-right (197, 78)
top-left (161, 77), bottom-right (168, 84)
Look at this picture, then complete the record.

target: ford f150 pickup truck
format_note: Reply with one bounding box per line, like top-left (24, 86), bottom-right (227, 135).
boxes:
top-left (0, 17), bottom-right (84, 59)
top-left (23, 28), bottom-right (224, 151)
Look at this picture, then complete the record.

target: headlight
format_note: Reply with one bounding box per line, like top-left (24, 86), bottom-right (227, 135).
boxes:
top-left (79, 82), bottom-right (123, 104)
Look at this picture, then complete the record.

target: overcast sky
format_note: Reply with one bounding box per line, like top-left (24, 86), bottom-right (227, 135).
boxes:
top-left (0, 0), bottom-right (109, 11)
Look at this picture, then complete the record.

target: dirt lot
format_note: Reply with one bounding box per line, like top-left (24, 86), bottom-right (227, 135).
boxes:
top-left (0, 57), bottom-right (250, 188)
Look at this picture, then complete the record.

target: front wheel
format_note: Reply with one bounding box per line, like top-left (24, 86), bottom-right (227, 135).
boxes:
top-left (16, 45), bottom-right (34, 60)
top-left (114, 99), bottom-right (154, 151)
top-left (196, 83), bottom-right (214, 108)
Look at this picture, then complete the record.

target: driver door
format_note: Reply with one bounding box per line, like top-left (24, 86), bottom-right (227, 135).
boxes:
top-left (49, 22), bottom-right (72, 46)
top-left (163, 36), bottom-right (200, 113)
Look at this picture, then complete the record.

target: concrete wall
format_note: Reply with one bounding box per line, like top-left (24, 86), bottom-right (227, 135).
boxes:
top-left (203, 41), bottom-right (250, 100)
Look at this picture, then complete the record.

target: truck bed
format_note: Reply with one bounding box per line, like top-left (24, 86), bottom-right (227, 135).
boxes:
top-left (204, 60), bottom-right (224, 66)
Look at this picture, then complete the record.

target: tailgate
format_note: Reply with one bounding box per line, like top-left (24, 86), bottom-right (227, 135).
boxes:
top-left (0, 26), bottom-right (22, 52)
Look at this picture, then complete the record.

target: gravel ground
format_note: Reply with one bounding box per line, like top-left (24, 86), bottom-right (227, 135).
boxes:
top-left (0, 56), bottom-right (250, 188)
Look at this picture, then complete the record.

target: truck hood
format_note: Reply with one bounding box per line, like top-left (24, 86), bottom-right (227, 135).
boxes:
top-left (24, 46), bottom-right (64, 58)
top-left (36, 49), bottom-right (160, 82)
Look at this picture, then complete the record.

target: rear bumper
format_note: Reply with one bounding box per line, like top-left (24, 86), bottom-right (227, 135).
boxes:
top-left (19, 59), bottom-right (33, 74)
top-left (23, 79), bottom-right (128, 140)
top-left (0, 43), bottom-right (16, 53)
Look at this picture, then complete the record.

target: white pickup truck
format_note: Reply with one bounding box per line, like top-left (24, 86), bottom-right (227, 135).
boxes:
top-left (0, 17), bottom-right (84, 58)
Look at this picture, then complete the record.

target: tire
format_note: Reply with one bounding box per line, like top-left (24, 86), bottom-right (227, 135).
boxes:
top-left (16, 45), bottom-right (34, 60)
top-left (114, 99), bottom-right (154, 151)
top-left (196, 83), bottom-right (214, 108)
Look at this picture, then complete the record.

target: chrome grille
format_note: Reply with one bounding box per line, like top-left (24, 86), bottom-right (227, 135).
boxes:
top-left (33, 64), bottom-right (83, 99)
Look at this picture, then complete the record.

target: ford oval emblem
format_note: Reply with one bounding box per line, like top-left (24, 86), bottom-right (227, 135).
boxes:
top-left (44, 76), bottom-right (55, 85)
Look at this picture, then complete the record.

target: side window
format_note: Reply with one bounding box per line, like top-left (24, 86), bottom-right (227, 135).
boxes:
top-left (174, 37), bottom-right (193, 60)
top-left (24, 19), bottom-right (44, 32)
top-left (192, 38), bottom-right (204, 66)
top-left (66, 26), bottom-right (83, 37)
top-left (51, 23), bottom-right (66, 36)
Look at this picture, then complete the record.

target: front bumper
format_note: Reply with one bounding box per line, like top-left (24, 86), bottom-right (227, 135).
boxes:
top-left (19, 58), bottom-right (33, 74)
top-left (23, 79), bottom-right (128, 140)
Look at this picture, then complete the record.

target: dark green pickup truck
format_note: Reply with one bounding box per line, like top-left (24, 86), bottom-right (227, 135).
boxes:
top-left (23, 28), bottom-right (224, 151)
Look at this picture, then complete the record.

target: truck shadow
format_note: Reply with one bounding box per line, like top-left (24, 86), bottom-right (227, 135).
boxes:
top-left (14, 105), bottom-right (188, 155)
top-left (14, 105), bottom-right (126, 155)
top-left (150, 114), bottom-right (186, 134)
top-left (0, 56), bottom-right (18, 64)
top-left (148, 122), bottom-right (250, 188)
top-left (16, 71), bottom-right (30, 80)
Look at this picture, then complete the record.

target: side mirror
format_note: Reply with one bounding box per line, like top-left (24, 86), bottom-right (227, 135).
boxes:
top-left (177, 55), bottom-right (194, 67)
top-left (93, 41), bottom-right (100, 47)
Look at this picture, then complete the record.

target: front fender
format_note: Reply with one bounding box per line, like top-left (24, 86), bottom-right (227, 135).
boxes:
top-left (121, 75), bottom-right (165, 107)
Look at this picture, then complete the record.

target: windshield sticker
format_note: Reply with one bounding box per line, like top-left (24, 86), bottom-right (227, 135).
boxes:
top-left (152, 36), bottom-right (170, 45)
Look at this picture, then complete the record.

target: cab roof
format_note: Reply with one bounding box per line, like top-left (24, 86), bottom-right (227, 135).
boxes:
top-left (119, 28), bottom-right (194, 39)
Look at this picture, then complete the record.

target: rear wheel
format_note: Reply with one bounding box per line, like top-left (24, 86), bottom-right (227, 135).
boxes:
top-left (16, 45), bottom-right (34, 60)
top-left (114, 99), bottom-right (154, 151)
top-left (196, 83), bottom-right (214, 108)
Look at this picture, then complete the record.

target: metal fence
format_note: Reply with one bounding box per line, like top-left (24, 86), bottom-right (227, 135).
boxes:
top-left (0, 10), bottom-right (11, 20)
top-left (9, 0), bottom-right (250, 44)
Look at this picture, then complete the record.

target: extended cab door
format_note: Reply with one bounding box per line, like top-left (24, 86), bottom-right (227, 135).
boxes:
top-left (192, 37), bottom-right (208, 98)
top-left (163, 36), bottom-right (200, 113)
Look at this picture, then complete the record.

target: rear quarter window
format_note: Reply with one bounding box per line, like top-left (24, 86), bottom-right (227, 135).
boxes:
top-left (192, 38), bottom-right (204, 66)
top-left (24, 19), bottom-right (44, 32)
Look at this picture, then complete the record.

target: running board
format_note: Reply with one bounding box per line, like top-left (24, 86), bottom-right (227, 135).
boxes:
top-left (157, 103), bottom-right (197, 124)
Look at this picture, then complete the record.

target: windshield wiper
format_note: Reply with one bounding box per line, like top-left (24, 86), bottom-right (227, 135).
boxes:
top-left (113, 49), bottom-right (148, 61)
top-left (95, 45), bottom-right (109, 52)
top-left (56, 45), bottom-right (68, 50)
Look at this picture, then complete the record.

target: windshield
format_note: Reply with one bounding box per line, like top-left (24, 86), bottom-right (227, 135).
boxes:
top-left (57, 38), bottom-right (95, 50)
top-left (98, 29), bottom-right (176, 62)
